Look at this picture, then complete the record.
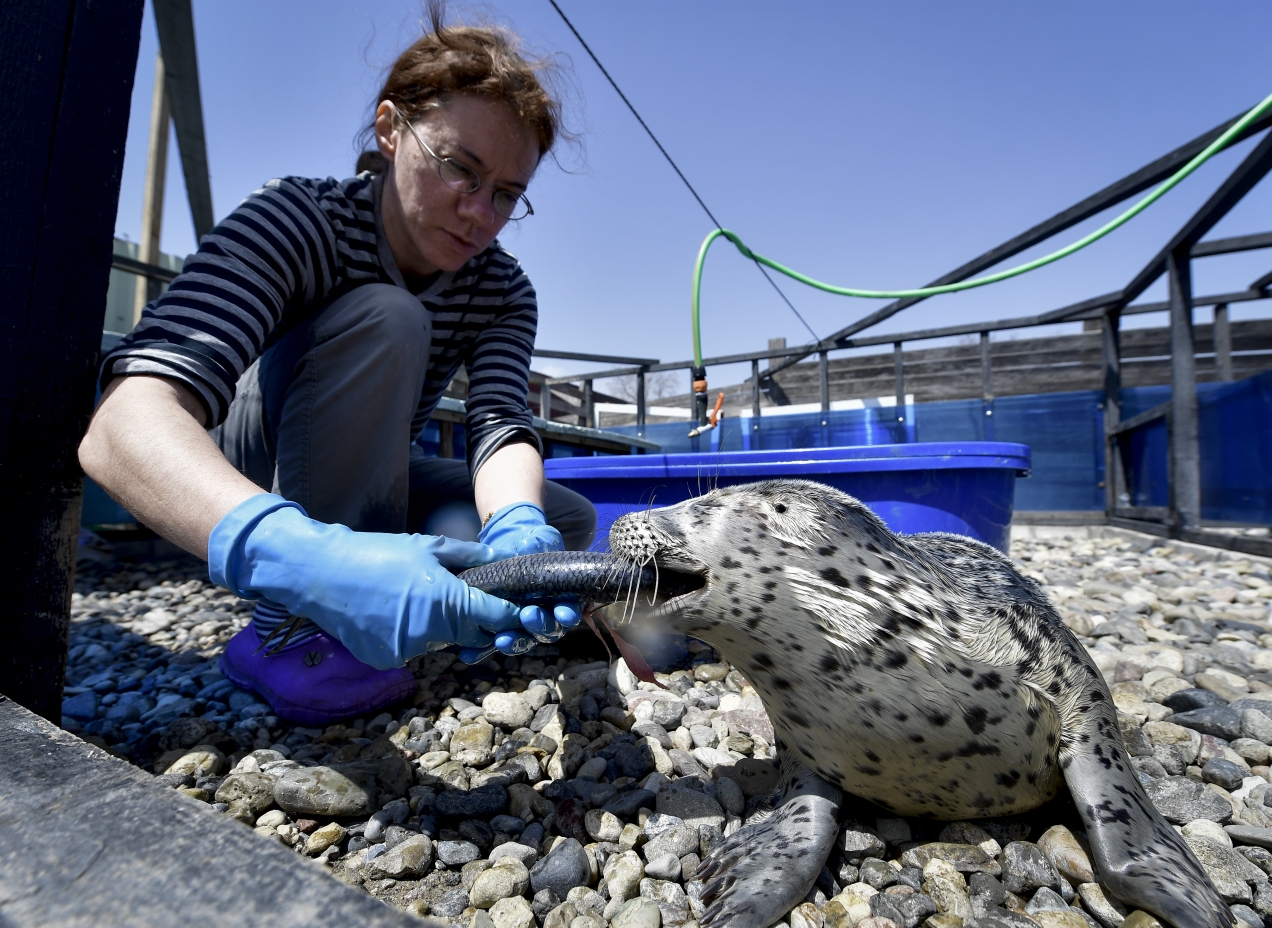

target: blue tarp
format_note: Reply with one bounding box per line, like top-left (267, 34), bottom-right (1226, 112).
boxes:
top-left (608, 392), bottom-right (1106, 512)
top-left (604, 370), bottom-right (1272, 523)
top-left (1119, 371), bottom-right (1272, 523)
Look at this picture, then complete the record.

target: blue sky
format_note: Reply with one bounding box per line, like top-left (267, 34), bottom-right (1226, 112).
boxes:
top-left (114, 1), bottom-right (1272, 390)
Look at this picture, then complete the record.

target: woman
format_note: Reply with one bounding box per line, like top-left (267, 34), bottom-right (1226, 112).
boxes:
top-left (79, 10), bottom-right (595, 726)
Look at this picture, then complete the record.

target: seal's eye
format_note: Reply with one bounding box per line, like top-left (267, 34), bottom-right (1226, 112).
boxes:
top-left (775, 503), bottom-right (787, 513)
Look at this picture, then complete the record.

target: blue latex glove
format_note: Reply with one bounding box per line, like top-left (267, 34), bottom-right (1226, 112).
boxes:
top-left (208, 494), bottom-right (523, 669)
top-left (466, 502), bottom-right (582, 662)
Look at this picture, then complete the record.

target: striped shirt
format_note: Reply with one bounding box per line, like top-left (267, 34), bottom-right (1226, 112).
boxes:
top-left (101, 173), bottom-right (540, 477)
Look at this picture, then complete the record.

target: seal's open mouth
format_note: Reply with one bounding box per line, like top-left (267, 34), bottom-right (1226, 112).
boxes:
top-left (648, 553), bottom-right (710, 614)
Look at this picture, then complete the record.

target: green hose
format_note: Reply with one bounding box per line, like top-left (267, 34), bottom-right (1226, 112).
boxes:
top-left (691, 90), bottom-right (1272, 367)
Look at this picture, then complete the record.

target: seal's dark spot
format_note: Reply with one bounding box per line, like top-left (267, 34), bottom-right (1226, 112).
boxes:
top-left (963, 706), bottom-right (989, 735)
top-left (819, 567), bottom-right (850, 587)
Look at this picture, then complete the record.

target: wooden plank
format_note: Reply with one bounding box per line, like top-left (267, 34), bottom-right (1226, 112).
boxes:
top-left (534, 349), bottom-right (657, 366)
top-left (0, 696), bottom-right (418, 927)
top-left (1107, 400), bottom-right (1170, 436)
top-left (1109, 519), bottom-right (1272, 558)
top-left (110, 252), bottom-right (179, 283)
top-left (152, 0), bottom-right (214, 239)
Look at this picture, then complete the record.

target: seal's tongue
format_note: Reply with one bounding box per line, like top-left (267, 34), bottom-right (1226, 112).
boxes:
top-left (582, 608), bottom-right (668, 690)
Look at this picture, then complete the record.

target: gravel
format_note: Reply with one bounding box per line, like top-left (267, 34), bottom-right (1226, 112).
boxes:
top-left (60, 529), bottom-right (1272, 926)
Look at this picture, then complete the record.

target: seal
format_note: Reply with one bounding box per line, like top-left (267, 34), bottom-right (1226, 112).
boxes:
top-left (605, 479), bottom-right (1235, 928)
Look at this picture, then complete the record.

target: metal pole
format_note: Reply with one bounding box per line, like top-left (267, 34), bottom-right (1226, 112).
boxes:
top-left (635, 369), bottom-right (646, 437)
top-left (1213, 302), bottom-right (1234, 381)
top-left (135, 51), bottom-right (171, 325)
top-left (1101, 309), bottom-right (1124, 516)
top-left (0, 0), bottom-right (146, 720)
top-left (1168, 250), bottom-right (1200, 529)
top-left (893, 342), bottom-right (905, 428)
top-left (819, 350), bottom-right (830, 426)
top-left (539, 379), bottom-right (550, 420)
top-left (980, 331), bottom-right (994, 439)
top-left (438, 421), bottom-right (454, 459)
top-left (581, 379), bottom-right (593, 428)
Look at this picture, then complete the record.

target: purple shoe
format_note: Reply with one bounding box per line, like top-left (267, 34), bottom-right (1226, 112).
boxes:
top-left (220, 624), bottom-right (415, 727)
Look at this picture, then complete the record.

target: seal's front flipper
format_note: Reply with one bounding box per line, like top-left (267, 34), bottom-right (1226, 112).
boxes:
top-left (696, 751), bottom-right (841, 928)
top-left (1062, 749), bottom-right (1237, 928)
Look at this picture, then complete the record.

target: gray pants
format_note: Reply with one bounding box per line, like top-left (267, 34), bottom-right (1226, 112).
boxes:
top-left (211, 282), bottom-right (596, 549)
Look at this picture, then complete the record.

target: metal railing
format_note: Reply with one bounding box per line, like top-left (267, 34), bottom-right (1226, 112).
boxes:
top-left (538, 107), bottom-right (1272, 556)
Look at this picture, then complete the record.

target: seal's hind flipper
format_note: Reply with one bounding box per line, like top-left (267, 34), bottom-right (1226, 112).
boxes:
top-left (1063, 741), bottom-right (1237, 928)
top-left (696, 751), bottom-right (841, 928)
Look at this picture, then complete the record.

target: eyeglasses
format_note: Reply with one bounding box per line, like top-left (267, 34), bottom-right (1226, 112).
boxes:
top-left (399, 116), bottom-right (534, 221)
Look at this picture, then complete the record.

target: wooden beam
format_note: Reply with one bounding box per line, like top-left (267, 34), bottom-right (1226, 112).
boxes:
top-left (1101, 309), bottom-right (1123, 517)
top-left (1122, 130), bottom-right (1272, 308)
top-left (110, 253), bottom-right (179, 283)
top-left (818, 350), bottom-right (829, 420)
top-left (764, 107), bottom-right (1272, 379)
top-left (636, 369), bottom-right (646, 436)
top-left (1214, 303), bottom-right (1234, 380)
top-left (0, 698), bottom-right (421, 927)
top-left (1191, 231), bottom-right (1272, 257)
top-left (534, 349), bottom-right (658, 366)
top-left (134, 50), bottom-right (170, 326)
top-left (0, 0), bottom-right (145, 721)
top-left (1107, 400), bottom-right (1170, 437)
top-left (1168, 251), bottom-right (1200, 529)
top-left (893, 342), bottom-right (905, 426)
top-left (152, 0), bottom-right (213, 239)
top-left (580, 379), bottom-right (593, 428)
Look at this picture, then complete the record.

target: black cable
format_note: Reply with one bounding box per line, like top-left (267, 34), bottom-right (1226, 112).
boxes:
top-left (547, 0), bottom-right (822, 346)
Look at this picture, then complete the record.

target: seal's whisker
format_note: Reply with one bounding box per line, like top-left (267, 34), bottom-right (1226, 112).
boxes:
top-left (624, 558), bottom-right (640, 623)
top-left (624, 557), bottom-right (643, 623)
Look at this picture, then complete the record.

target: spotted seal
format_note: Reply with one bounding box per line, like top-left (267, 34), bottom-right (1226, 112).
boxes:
top-left (602, 479), bottom-right (1235, 928)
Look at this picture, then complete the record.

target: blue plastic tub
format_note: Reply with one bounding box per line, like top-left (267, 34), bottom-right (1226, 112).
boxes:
top-left (544, 442), bottom-right (1031, 554)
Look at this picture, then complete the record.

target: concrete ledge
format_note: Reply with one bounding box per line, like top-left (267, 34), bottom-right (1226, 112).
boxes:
top-left (0, 695), bottom-right (424, 927)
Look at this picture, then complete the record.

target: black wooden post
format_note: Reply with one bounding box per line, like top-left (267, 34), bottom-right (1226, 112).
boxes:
top-left (635, 368), bottom-right (646, 437)
top-left (750, 359), bottom-right (762, 424)
top-left (1168, 250), bottom-right (1200, 529)
top-left (580, 379), bottom-right (593, 429)
top-left (818, 350), bottom-right (830, 426)
top-left (1101, 308), bottom-right (1124, 516)
top-left (980, 331), bottom-right (994, 439)
top-left (1213, 303), bottom-right (1234, 381)
top-left (893, 342), bottom-right (905, 431)
top-left (0, 0), bottom-right (145, 720)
